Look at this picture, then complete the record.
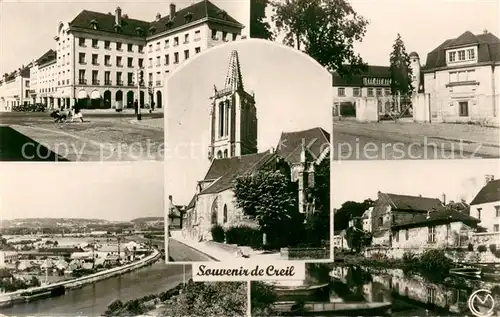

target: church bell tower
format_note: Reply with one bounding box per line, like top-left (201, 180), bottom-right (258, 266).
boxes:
top-left (208, 50), bottom-right (258, 161)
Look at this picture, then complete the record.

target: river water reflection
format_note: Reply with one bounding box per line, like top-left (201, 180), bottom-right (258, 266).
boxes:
top-left (0, 260), bottom-right (189, 317)
top-left (284, 264), bottom-right (500, 316)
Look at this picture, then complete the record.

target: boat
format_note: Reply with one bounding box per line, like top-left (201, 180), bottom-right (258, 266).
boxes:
top-left (274, 283), bottom-right (330, 297)
top-left (272, 301), bottom-right (392, 316)
top-left (449, 267), bottom-right (482, 278)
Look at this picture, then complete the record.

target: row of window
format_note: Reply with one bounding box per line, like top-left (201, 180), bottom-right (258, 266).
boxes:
top-left (78, 53), bottom-right (144, 68)
top-left (449, 69), bottom-right (475, 83)
top-left (448, 48), bottom-right (475, 63)
top-left (337, 87), bottom-right (392, 97)
top-left (148, 47), bottom-right (202, 67)
top-left (390, 226), bottom-right (440, 244)
top-left (79, 38), bottom-right (144, 53)
top-left (77, 70), bottom-right (164, 87)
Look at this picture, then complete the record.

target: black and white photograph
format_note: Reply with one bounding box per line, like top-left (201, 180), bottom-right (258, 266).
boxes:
top-left (250, 0), bottom-right (500, 161)
top-left (165, 39), bottom-right (332, 262)
top-left (0, 162), bottom-right (249, 317)
top-left (251, 159), bottom-right (500, 316)
top-left (0, 0), bottom-right (248, 162)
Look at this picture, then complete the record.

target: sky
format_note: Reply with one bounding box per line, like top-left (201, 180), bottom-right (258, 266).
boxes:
top-left (165, 39), bottom-right (332, 204)
top-left (0, 0), bottom-right (249, 75)
top-left (331, 159), bottom-right (500, 209)
top-left (265, 0), bottom-right (500, 66)
top-left (0, 162), bottom-right (164, 221)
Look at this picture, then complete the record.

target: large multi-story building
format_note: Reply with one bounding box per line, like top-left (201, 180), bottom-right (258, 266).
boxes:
top-left (0, 65), bottom-right (31, 111)
top-left (31, 49), bottom-right (58, 108)
top-left (51, 0), bottom-right (244, 110)
top-left (421, 30), bottom-right (500, 125)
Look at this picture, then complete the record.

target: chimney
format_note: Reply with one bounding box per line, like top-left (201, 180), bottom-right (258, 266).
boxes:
top-left (441, 193), bottom-right (446, 205)
top-left (483, 29), bottom-right (488, 34)
top-left (485, 174), bottom-right (495, 185)
top-left (169, 3), bottom-right (176, 19)
top-left (156, 13), bottom-right (161, 21)
top-left (269, 147), bottom-right (274, 154)
top-left (115, 6), bottom-right (122, 26)
top-left (419, 194), bottom-right (422, 197)
top-left (426, 210), bottom-right (431, 219)
top-left (168, 195), bottom-right (173, 202)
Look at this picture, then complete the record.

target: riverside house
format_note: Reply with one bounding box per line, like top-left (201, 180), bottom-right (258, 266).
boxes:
top-left (469, 175), bottom-right (500, 232)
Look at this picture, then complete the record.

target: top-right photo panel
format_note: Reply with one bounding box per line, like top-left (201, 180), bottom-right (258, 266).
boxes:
top-left (250, 0), bottom-right (500, 160)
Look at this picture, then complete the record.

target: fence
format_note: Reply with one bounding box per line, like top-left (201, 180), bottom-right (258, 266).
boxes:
top-left (333, 94), bottom-right (413, 122)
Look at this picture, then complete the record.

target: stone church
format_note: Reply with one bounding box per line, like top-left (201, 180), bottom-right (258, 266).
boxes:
top-left (183, 50), bottom-right (330, 241)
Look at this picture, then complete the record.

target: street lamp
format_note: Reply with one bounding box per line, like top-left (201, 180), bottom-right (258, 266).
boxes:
top-left (136, 69), bottom-right (144, 121)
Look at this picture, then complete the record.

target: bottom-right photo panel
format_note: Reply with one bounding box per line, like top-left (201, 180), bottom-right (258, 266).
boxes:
top-left (252, 159), bottom-right (500, 316)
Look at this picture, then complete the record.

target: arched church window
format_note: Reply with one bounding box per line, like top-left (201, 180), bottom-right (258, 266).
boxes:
top-left (225, 100), bottom-right (230, 136)
top-left (219, 102), bottom-right (224, 137)
top-left (211, 197), bottom-right (219, 225)
top-left (223, 204), bottom-right (228, 223)
top-left (223, 149), bottom-right (228, 158)
top-left (217, 150), bottom-right (222, 159)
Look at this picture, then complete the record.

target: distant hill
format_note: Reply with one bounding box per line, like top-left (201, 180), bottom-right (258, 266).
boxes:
top-left (130, 217), bottom-right (164, 223)
top-left (0, 218), bottom-right (111, 228)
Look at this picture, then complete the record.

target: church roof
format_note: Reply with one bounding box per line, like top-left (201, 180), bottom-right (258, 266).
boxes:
top-left (423, 31), bottom-right (500, 71)
top-left (200, 151), bottom-right (277, 194)
top-left (276, 127), bottom-right (330, 165)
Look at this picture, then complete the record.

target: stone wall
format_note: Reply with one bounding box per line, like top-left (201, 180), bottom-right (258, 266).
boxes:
top-left (280, 247), bottom-right (330, 260)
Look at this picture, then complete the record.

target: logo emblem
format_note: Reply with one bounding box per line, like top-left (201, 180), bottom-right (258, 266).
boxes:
top-left (468, 289), bottom-right (495, 317)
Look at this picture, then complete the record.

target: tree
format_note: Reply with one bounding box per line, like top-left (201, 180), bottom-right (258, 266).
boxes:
top-left (271, 0), bottom-right (369, 75)
top-left (233, 170), bottom-right (302, 247)
top-left (345, 226), bottom-right (372, 253)
top-left (334, 199), bottom-right (373, 231)
top-left (163, 281), bottom-right (247, 316)
top-left (389, 33), bottom-right (413, 96)
top-left (251, 281), bottom-right (278, 316)
top-left (251, 0), bottom-right (273, 39)
top-left (304, 154), bottom-right (330, 246)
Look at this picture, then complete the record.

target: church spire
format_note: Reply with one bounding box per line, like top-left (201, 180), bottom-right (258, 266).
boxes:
top-left (223, 50), bottom-right (244, 91)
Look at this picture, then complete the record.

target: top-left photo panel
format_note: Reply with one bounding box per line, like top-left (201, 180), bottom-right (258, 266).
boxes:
top-left (0, 0), bottom-right (250, 162)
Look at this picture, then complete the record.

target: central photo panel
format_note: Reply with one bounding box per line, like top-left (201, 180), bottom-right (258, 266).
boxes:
top-left (165, 39), bottom-right (333, 263)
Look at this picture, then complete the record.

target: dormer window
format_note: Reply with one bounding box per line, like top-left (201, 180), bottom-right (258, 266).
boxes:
top-left (135, 27), bottom-right (144, 36)
top-left (447, 47), bottom-right (477, 64)
top-left (165, 19), bottom-right (173, 29)
top-left (114, 24), bottom-right (122, 33)
top-left (90, 19), bottom-right (98, 30)
top-left (184, 12), bottom-right (193, 23)
top-left (217, 9), bottom-right (227, 20)
top-left (149, 26), bottom-right (156, 35)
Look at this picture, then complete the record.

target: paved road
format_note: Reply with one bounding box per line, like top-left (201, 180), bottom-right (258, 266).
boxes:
top-left (331, 124), bottom-right (498, 160)
top-left (0, 112), bottom-right (163, 161)
top-left (0, 260), bottom-right (189, 317)
top-left (168, 238), bottom-right (217, 262)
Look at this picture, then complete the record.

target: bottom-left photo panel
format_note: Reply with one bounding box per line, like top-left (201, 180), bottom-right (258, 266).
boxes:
top-left (0, 162), bottom-right (248, 317)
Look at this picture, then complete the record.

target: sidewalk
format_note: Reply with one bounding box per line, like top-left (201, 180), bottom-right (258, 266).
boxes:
top-left (129, 117), bottom-right (164, 130)
top-left (170, 231), bottom-right (281, 261)
top-left (332, 121), bottom-right (500, 156)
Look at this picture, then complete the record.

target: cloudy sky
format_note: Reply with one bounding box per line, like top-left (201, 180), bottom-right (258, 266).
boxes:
top-left (166, 39), bottom-right (332, 204)
top-left (0, 0), bottom-right (249, 75)
top-left (0, 162), bottom-right (164, 221)
top-left (332, 159), bottom-right (500, 208)
top-left (266, 0), bottom-right (499, 66)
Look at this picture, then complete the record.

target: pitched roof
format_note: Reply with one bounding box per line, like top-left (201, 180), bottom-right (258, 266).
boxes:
top-left (423, 31), bottom-right (500, 71)
top-left (186, 195), bottom-right (197, 210)
top-left (150, 0), bottom-right (243, 37)
top-left (0, 268), bottom-right (13, 278)
top-left (470, 179), bottom-right (500, 205)
top-left (379, 192), bottom-right (443, 212)
top-left (69, 1), bottom-right (242, 39)
top-left (332, 65), bottom-right (391, 87)
top-left (276, 127), bottom-right (330, 165)
top-left (392, 207), bottom-right (480, 229)
top-left (200, 151), bottom-right (277, 195)
top-left (36, 49), bottom-right (57, 66)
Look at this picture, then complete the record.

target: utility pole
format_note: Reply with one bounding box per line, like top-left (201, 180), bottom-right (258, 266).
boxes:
top-left (136, 68), bottom-right (143, 121)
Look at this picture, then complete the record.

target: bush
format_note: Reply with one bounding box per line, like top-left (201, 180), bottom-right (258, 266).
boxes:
top-left (370, 252), bottom-right (387, 260)
top-left (402, 251), bottom-right (419, 271)
top-left (477, 245), bottom-right (487, 252)
top-left (210, 225), bottom-right (225, 243)
top-left (225, 226), bottom-right (262, 249)
top-left (489, 244), bottom-right (497, 253)
top-left (419, 249), bottom-right (453, 274)
top-left (467, 243), bottom-right (474, 251)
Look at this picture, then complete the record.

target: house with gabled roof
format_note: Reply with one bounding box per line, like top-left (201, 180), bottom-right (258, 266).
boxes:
top-left (371, 191), bottom-right (446, 246)
top-left (421, 30), bottom-right (500, 125)
top-left (183, 50), bottom-right (331, 241)
top-left (469, 175), bottom-right (500, 232)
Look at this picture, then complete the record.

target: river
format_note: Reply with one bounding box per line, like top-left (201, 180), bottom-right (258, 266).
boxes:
top-left (279, 264), bottom-right (500, 316)
top-left (0, 260), bottom-right (191, 317)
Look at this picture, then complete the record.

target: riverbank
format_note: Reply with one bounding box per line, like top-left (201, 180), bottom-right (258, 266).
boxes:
top-left (0, 250), bottom-right (161, 308)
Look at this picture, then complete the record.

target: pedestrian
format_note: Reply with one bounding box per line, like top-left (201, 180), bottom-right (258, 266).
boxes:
top-left (71, 102), bottom-right (85, 123)
top-left (150, 101), bottom-right (155, 113)
top-left (134, 99), bottom-right (138, 115)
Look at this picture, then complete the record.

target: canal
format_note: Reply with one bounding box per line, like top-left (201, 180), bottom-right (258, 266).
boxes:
top-left (277, 264), bottom-right (500, 316)
top-left (0, 260), bottom-right (191, 317)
